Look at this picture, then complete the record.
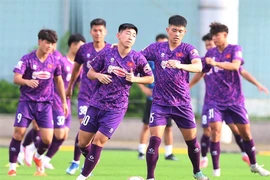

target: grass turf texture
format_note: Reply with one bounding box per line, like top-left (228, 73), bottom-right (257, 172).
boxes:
top-left (1, 148), bottom-right (270, 180)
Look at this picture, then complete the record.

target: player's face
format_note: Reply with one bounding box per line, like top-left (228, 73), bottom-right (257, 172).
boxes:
top-left (205, 40), bottom-right (216, 50)
top-left (90, 25), bottom-right (107, 43)
top-left (156, 38), bottom-right (168, 43)
top-left (71, 41), bottom-right (85, 55)
top-left (117, 28), bottom-right (137, 48)
top-left (166, 25), bottom-right (186, 45)
top-left (38, 40), bottom-right (54, 54)
top-left (212, 32), bottom-right (227, 46)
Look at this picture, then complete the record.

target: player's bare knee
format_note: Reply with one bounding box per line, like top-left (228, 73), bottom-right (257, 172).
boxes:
top-left (77, 135), bottom-right (89, 148)
top-left (210, 129), bottom-right (221, 141)
top-left (240, 131), bottom-right (252, 140)
top-left (41, 138), bottom-right (52, 145)
top-left (54, 129), bottom-right (65, 140)
top-left (63, 134), bottom-right (68, 140)
top-left (77, 140), bottom-right (87, 148)
top-left (92, 139), bottom-right (106, 146)
top-left (203, 128), bottom-right (211, 136)
top-left (13, 127), bottom-right (26, 140)
top-left (13, 132), bottom-right (24, 141)
top-left (92, 136), bottom-right (108, 147)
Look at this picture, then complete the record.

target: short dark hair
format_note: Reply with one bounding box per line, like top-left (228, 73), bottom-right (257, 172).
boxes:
top-left (155, 34), bottom-right (168, 42)
top-left (202, 33), bottom-right (212, 41)
top-left (118, 23), bottom-right (138, 34)
top-left (209, 22), bottom-right (229, 35)
top-left (90, 18), bottom-right (106, 28)
top-left (68, 33), bottom-right (86, 47)
top-left (169, 15), bottom-right (187, 27)
top-left (38, 29), bottom-right (58, 43)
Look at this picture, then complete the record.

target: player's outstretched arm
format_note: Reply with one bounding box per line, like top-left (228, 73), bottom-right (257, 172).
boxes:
top-left (54, 75), bottom-right (68, 116)
top-left (189, 72), bottom-right (205, 89)
top-left (168, 58), bottom-right (202, 73)
top-left (66, 62), bottom-right (82, 98)
top-left (13, 73), bottom-right (39, 88)
top-left (206, 57), bottom-right (241, 71)
top-left (241, 69), bottom-right (269, 94)
top-left (87, 68), bottom-right (112, 84)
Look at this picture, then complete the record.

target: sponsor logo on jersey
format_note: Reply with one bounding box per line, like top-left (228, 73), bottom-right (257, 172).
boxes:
top-left (32, 71), bottom-right (51, 79)
top-left (108, 65), bottom-right (128, 77)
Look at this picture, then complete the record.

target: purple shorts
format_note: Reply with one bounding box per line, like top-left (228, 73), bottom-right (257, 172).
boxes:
top-left (53, 99), bottom-right (72, 128)
top-left (14, 101), bottom-right (53, 128)
top-left (53, 110), bottom-right (71, 128)
top-left (201, 104), bottom-right (249, 128)
top-left (149, 103), bottom-right (196, 129)
top-left (77, 98), bottom-right (89, 120)
top-left (80, 106), bottom-right (127, 138)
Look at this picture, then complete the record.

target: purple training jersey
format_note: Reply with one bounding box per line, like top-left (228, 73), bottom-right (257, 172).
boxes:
top-left (89, 47), bottom-right (153, 111)
top-left (13, 50), bottom-right (61, 102)
top-left (75, 42), bottom-right (111, 102)
top-left (53, 56), bottom-right (74, 112)
top-left (141, 41), bottom-right (200, 106)
top-left (202, 44), bottom-right (245, 105)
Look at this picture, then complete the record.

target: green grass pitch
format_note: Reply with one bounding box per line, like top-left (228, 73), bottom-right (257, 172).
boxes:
top-left (1, 148), bottom-right (270, 180)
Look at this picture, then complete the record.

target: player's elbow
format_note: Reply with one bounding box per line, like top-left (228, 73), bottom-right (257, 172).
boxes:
top-left (13, 76), bottom-right (21, 85)
top-left (13, 77), bottom-right (17, 85)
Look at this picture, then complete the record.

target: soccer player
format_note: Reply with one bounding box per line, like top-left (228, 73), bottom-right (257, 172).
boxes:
top-left (76, 23), bottom-right (154, 180)
top-left (190, 22), bottom-right (269, 176)
top-left (138, 33), bottom-right (177, 161)
top-left (65, 18), bottom-right (111, 175)
top-left (141, 15), bottom-right (209, 180)
top-left (17, 43), bottom-right (63, 167)
top-left (190, 33), bottom-right (269, 169)
top-left (42, 33), bottom-right (86, 169)
top-left (8, 29), bottom-right (68, 176)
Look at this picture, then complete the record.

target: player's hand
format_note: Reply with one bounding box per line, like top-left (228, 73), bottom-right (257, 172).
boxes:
top-left (97, 73), bottom-right (112, 84)
top-left (168, 60), bottom-right (182, 69)
top-left (126, 68), bottom-right (137, 83)
top-left (206, 57), bottom-right (217, 66)
top-left (62, 103), bottom-right (69, 117)
top-left (25, 79), bottom-right (39, 88)
top-left (66, 87), bottom-right (73, 99)
top-left (258, 84), bottom-right (269, 94)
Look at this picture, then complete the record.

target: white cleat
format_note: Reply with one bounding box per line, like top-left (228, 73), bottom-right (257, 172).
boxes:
top-left (42, 156), bottom-right (54, 170)
top-left (200, 158), bottom-right (208, 168)
top-left (24, 145), bottom-right (36, 167)
top-left (213, 168), bottom-right (221, 177)
top-left (44, 161), bottom-right (54, 170)
top-left (17, 151), bottom-right (25, 166)
top-left (251, 164), bottom-right (270, 176)
top-left (76, 174), bottom-right (87, 180)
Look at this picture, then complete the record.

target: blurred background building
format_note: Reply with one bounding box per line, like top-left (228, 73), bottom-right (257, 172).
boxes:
top-left (1, 0), bottom-right (270, 117)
